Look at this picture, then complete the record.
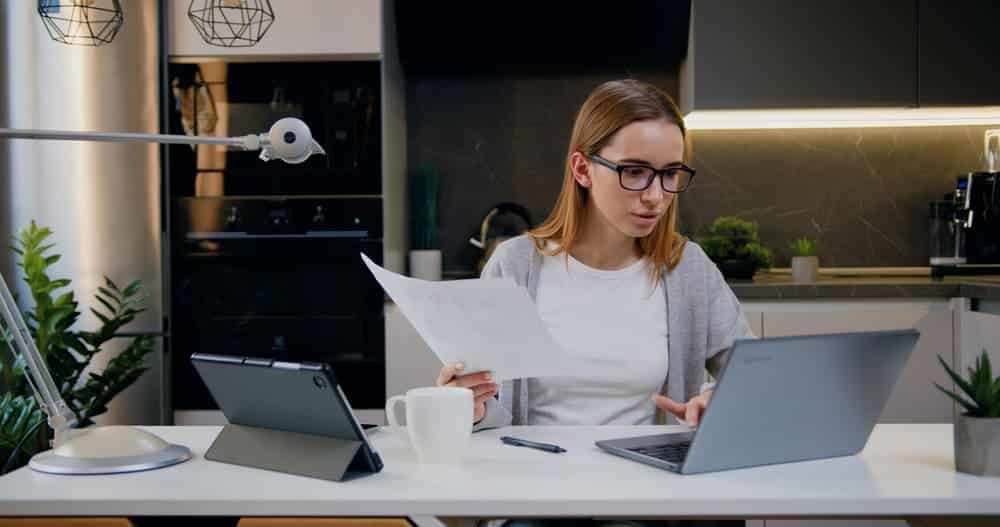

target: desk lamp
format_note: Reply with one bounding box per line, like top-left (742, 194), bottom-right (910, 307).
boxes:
top-left (0, 117), bottom-right (324, 474)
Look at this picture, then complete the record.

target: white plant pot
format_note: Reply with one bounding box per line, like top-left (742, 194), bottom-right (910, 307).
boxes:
top-left (409, 249), bottom-right (442, 281)
top-left (791, 256), bottom-right (819, 283)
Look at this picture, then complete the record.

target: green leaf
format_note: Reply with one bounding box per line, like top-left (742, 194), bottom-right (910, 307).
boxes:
top-left (94, 295), bottom-right (115, 317)
top-left (934, 383), bottom-right (981, 416)
top-left (938, 355), bottom-right (977, 401)
top-left (122, 280), bottom-right (142, 299)
top-left (0, 395), bottom-right (43, 454)
top-left (89, 309), bottom-right (111, 326)
top-left (97, 287), bottom-right (116, 304)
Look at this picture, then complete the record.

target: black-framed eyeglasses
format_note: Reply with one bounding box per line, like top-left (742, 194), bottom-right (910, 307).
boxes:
top-left (588, 154), bottom-right (696, 193)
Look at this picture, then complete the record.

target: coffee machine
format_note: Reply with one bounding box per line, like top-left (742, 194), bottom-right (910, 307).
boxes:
top-left (931, 130), bottom-right (1000, 276)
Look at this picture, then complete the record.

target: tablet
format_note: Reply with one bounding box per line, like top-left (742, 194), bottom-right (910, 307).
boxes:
top-left (191, 353), bottom-right (383, 478)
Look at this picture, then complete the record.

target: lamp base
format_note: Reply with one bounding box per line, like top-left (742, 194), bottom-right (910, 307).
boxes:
top-left (28, 426), bottom-right (191, 475)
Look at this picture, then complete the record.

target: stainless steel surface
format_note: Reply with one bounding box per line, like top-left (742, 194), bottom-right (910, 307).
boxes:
top-left (0, 1), bottom-right (162, 425)
top-left (29, 444), bottom-right (191, 475)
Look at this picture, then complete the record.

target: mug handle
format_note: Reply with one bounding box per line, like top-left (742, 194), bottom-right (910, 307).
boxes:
top-left (385, 394), bottom-right (406, 427)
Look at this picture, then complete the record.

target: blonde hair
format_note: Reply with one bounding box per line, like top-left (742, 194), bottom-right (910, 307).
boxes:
top-left (529, 79), bottom-right (689, 281)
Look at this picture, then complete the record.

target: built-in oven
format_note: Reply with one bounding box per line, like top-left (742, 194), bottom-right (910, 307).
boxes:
top-left (169, 197), bottom-right (385, 416)
top-left (163, 59), bottom-right (386, 423)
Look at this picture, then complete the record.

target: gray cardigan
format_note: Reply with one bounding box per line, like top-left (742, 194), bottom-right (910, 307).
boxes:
top-left (473, 234), bottom-right (756, 430)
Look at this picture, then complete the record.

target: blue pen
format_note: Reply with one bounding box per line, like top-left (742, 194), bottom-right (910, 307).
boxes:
top-left (500, 435), bottom-right (567, 453)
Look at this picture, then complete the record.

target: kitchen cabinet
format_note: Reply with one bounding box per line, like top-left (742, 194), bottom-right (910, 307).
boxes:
top-left (684, 0), bottom-right (1000, 112)
top-left (682, 0), bottom-right (916, 112)
top-left (744, 299), bottom-right (955, 424)
top-left (167, 0), bottom-right (381, 60)
top-left (918, 0), bottom-right (1000, 106)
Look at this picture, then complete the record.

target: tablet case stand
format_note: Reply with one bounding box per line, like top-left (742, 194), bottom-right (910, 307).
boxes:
top-left (205, 423), bottom-right (378, 482)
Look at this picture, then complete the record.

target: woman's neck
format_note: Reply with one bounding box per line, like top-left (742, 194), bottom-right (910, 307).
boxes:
top-left (570, 211), bottom-right (642, 270)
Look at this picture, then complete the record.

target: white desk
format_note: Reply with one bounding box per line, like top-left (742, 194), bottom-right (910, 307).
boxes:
top-left (0, 424), bottom-right (998, 520)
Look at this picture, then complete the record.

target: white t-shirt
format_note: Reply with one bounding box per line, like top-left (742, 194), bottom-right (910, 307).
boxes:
top-left (528, 250), bottom-right (669, 425)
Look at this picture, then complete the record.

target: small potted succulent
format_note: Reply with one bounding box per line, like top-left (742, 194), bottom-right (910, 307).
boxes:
top-left (699, 216), bottom-right (774, 281)
top-left (788, 237), bottom-right (819, 283)
top-left (935, 351), bottom-right (1000, 476)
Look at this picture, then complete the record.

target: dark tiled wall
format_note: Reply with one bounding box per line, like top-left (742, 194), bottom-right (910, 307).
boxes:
top-left (685, 126), bottom-right (991, 267)
top-left (407, 73), bottom-right (991, 273)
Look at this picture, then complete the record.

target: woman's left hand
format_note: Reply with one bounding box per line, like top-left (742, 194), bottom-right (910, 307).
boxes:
top-left (651, 390), bottom-right (713, 428)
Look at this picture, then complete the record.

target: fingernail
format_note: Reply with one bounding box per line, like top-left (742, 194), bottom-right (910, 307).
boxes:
top-left (456, 362), bottom-right (465, 370)
top-left (484, 372), bottom-right (492, 380)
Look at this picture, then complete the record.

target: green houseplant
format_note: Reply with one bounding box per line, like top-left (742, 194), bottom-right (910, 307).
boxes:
top-left (408, 166), bottom-right (442, 280)
top-left (935, 351), bottom-right (1000, 476)
top-left (698, 216), bottom-right (774, 280)
top-left (788, 237), bottom-right (819, 283)
top-left (0, 222), bottom-right (154, 474)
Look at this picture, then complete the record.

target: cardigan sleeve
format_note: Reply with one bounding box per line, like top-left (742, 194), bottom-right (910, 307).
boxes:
top-left (702, 251), bottom-right (758, 393)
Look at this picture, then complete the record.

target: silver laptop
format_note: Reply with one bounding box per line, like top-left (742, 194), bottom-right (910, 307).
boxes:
top-left (596, 329), bottom-right (919, 475)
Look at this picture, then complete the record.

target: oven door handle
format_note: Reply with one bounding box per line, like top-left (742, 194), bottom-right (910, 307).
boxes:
top-left (184, 231), bottom-right (370, 240)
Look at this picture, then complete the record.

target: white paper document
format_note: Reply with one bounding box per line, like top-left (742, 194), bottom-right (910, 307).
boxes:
top-left (361, 253), bottom-right (581, 381)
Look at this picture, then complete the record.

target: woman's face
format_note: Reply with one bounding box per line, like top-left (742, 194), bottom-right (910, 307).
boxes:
top-left (572, 119), bottom-right (685, 240)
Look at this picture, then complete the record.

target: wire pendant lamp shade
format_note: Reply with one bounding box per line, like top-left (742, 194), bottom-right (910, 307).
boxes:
top-left (188, 0), bottom-right (275, 48)
top-left (37, 0), bottom-right (124, 46)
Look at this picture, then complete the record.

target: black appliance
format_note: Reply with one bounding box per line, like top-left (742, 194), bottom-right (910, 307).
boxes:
top-left (931, 172), bottom-right (1000, 277)
top-left (170, 197), bottom-right (385, 412)
top-left (958, 172), bottom-right (1000, 264)
top-left (164, 60), bottom-right (386, 418)
top-left (166, 61), bottom-right (381, 196)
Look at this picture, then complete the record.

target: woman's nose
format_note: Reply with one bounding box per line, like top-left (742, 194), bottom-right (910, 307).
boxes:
top-left (641, 176), bottom-right (665, 203)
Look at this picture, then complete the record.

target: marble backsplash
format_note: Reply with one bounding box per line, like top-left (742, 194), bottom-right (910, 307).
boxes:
top-left (685, 126), bottom-right (992, 267)
top-left (407, 73), bottom-right (993, 274)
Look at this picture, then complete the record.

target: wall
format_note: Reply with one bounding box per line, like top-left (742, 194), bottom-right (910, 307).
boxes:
top-left (409, 71), bottom-right (991, 273)
top-left (685, 126), bottom-right (992, 267)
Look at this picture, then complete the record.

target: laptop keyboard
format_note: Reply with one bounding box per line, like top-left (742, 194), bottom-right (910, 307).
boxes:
top-left (627, 440), bottom-right (692, 464)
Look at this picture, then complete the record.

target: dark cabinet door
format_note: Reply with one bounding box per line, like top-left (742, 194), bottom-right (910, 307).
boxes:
top-left (693, 0), bottom-right (917, 109)
top-left (919, 0), bottom-right (1000, 106)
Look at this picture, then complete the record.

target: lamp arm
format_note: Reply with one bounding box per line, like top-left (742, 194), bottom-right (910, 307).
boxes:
top-left (0, 272), bottom-right (77, 447)
top-left (0, 128), bottom-right (261, 150)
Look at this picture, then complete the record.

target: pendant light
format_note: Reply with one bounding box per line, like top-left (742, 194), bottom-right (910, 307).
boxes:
top-left (37, 0), bottom-right (124, 46)
top-left (187, 0), bottom-right (275, 48)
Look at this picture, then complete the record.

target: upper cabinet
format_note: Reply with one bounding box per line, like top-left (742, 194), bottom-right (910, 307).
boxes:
top-left (683, 0), bottom-right (1000, 112)
top-left (167, 0), bottom-right (381, 60)
top-left (682, 0), bottom-right (917, 112)
top-left (918, 0), bottom-right (1000, 106)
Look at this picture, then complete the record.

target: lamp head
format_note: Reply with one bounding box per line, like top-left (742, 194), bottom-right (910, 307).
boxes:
top-left (259, 117), bottom-right (326, 164)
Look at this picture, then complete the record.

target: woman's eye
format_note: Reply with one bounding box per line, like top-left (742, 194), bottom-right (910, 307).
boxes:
top-left (624, 167), bottom-right (650, 177)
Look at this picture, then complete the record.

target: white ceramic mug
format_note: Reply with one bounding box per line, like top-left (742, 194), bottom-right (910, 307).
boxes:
top-left (385, 386), bottom-right (473, 464)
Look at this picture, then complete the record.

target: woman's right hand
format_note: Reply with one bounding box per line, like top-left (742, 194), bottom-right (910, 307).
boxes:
top-left (436, 362), bottom-right (498, 424)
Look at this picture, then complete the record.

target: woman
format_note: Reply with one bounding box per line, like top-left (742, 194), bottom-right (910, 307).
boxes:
top-left (437, 78), bottom-right (754, 435)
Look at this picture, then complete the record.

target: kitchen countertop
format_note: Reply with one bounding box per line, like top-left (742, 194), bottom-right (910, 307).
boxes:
top-left (443, 268), bottom-right (1000, 300)
top-left (730, 273), bottom-right (1000, 300)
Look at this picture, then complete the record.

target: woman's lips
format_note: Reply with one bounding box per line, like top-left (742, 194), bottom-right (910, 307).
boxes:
top-left (632, 212), bottom-right (660, 226)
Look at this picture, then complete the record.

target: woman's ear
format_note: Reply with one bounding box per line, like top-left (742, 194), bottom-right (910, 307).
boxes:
top-left (569, 152), bottom-right (592, 188)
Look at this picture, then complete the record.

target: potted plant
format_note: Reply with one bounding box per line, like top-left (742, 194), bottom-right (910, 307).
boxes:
top-left (935, 351), bottom-right (1000, 476)
top-left (788, 237), bottom-right (819, 283)
top-left (698, 216), bottom-right (774, 280)
top-left (408, 166), bottom-right (442, 280)
top-left (0, 222), bottom-right (154, 474)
